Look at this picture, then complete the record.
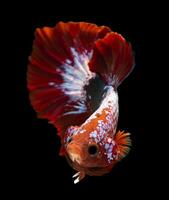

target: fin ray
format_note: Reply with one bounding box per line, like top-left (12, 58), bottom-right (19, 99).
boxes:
top-left (114, 130), bottom-right (132, 159)
top-left (27, 22), bottom-right (110, 137)
top-left (89, 32), bottom-right (135, 87)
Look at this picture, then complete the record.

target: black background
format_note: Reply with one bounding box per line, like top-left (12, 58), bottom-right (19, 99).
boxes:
top-left (6, 1), bottom-right (165, 198)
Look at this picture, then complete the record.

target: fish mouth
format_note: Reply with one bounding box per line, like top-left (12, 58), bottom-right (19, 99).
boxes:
top-left (66, 152), bottom-right (86, 184)
top-left (68, 152), bottom-right (82, 165)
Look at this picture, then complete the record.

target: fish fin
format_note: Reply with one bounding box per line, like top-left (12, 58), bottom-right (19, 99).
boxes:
top-left (89, 32), bottom-right (135, 88)
top-left (114, 130), bottom-right (131, 160)
top-left (59, 145), bottom-right (66, 156)
top-left (27, 22), bottom-right (110, 137)
top-left (72, 171), bottom-right (85, 184)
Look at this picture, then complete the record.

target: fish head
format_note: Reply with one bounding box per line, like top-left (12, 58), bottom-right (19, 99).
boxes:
top-left (64, 127), bottom-right (119, 183)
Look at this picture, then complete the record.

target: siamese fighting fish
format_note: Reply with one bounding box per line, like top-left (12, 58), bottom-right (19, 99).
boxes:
top-left (27, 21), bottom-right (135, 184)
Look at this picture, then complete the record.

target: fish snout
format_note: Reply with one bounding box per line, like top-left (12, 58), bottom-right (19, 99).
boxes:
top-left (67, 144), bottom-right (83, 165)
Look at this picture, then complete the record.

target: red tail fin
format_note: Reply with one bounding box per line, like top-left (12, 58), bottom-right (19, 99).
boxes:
top-left (89, 32), bottom-right (135, 88)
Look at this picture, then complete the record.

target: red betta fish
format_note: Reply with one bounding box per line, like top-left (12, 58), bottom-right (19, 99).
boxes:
top-left (27, 22), bottom-right (135, 184)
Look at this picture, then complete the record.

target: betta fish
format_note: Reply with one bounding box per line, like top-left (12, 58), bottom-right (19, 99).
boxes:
top-left (27, 21), bottom-right (135, 184)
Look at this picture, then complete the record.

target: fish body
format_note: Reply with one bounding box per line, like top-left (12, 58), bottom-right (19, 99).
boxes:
top-left (27, 22), bottom-right (134, 183)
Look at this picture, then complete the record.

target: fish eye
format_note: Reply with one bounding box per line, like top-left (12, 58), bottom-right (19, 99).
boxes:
top-left (67, 136), bottom-right (72, 143)
top-left (88, 144), bottom-right (98, 156)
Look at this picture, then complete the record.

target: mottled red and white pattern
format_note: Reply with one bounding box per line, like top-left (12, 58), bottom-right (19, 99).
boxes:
top-left (27, 22), bottom-right (134, 183)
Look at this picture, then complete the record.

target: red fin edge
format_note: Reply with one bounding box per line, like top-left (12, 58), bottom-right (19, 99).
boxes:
top-left (89, 32), bottom-right (135, 87)
top-left (27, 22), bottom-right (111, 138)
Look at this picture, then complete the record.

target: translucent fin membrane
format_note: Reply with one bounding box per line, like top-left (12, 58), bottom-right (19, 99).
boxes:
top-left (89, 32), bottom-right (135, 87)
top-left (114, 131), bottom-right (132, 159)
top-left (27, 22), bottom-right (111, 137)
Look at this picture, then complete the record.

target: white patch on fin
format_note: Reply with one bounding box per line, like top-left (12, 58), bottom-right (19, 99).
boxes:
top-left (72, 172), bottom-right (80, 178)
top-left (55, 47), bottom-right (96, 116)
top-left (72, 171), bottom-right (85, 184)
top-left (74, 177), bottom-right (80, 184)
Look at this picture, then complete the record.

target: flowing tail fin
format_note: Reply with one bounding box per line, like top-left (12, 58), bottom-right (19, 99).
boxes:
top-left (89, 32), bottom-right (135, 88)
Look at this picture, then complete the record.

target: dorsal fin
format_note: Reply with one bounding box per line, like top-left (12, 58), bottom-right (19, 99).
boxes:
top-left (27, 22), bottom-right (111, 137)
